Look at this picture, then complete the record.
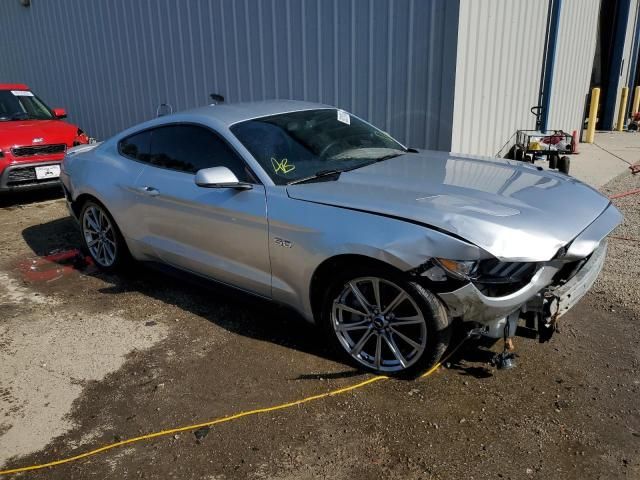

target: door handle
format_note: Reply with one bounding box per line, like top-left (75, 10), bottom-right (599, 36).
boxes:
top-left (139, 186), bottom-right (160, 197)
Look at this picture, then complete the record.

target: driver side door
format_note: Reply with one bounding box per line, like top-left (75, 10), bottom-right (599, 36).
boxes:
top-left (132, 124), bottom-right (271, 297)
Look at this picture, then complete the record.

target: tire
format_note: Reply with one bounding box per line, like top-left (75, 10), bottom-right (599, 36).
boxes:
top-left (504, 146), bottom-right (516, 160)
top-left (548, 153), bottom-right (558, 170)
top-left (505, 145), bottom-right (524, 161)
top-left (558, 156), bottom-right (570, 174)
top-left (320, 266), bottom-right (451, 376)
top-left (514, 145), bottom-right (524, 161)
top-left (79, 200), bottom-right (130, 272)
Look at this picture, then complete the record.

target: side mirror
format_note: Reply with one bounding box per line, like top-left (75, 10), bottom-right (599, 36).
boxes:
top-left (52, 108), bottom-right (67, 119)
top-left (195, 166), bottom-right (252, 190)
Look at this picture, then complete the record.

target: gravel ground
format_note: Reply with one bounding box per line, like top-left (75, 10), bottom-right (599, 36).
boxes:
top-left (0, 171), bottom-right (638, 480)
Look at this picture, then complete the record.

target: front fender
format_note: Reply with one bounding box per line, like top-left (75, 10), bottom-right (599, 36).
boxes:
top-left (266, 189), bottom-right (485, 321)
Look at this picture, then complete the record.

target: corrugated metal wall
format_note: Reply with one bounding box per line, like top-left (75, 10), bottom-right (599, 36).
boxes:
top-left (0, 0), bottom-right (459, 149)
top-left (546, 0), bottom-right (601, 134)
top-left (451, 0), bottom-right (550, 156)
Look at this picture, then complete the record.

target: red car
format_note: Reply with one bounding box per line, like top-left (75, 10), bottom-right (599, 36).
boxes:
top-left (0, 84), bottom-right (89, 193)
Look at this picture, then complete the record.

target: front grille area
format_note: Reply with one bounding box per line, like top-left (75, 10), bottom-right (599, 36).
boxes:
top-left (11, 144), bottom-right (66, 157)
top-left (5, 165), bottom-right (59, 187)
top-left (6, 166), bottom-right (37, 186)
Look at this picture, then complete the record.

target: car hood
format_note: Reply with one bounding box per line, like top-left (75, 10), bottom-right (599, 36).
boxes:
top-left (286, 151), bottom-right (616, 261)
top-left (0, 119), bottom-right (78, 148)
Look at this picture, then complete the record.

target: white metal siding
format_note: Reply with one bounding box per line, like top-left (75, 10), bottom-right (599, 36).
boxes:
top-left (546, 0), bottom-right (600, 134)
top-left (451, 0), bottom-right (549, 156)
top-left (0, 0), bottom-right (459, 149)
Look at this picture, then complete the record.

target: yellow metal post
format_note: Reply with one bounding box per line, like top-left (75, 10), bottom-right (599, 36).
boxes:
top-left (585, 87), bottom-right (600, 143)
top-left (616, 86), bottom-right (629, 131)
top-left (633, 86), bottom-right (640, 114)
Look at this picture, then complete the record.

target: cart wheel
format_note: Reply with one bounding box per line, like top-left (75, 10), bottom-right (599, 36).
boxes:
top-left (505, 145), bottom-right (525, 161)
top-left (548, 153), bottom-right (558, 169)
top-left (525, 154), bottom-right (532, 163)
top-left (558, 156), bottom-right (570, 174)
top-left (514, 146), bottom-right (524, 161)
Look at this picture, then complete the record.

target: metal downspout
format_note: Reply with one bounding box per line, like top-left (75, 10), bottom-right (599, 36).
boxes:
top-left (625, 1), bottom-right (640, 119)
top-left (540, 0), bottom-right (562, 132)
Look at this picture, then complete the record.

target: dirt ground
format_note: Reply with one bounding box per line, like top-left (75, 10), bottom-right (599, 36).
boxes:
top-left (0, 172), bottom-right (638, 480)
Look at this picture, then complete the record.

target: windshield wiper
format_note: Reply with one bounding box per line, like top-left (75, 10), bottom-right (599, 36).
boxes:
top-left (10, 112), bottom-right (33, 120)
top-left (287, 151), bottom-right (408, 185)
top-left (287, 169), bottom-right (344, 185)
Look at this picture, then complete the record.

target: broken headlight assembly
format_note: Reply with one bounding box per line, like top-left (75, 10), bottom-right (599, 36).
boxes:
top-left (421, 257), bottom-right (539, 297)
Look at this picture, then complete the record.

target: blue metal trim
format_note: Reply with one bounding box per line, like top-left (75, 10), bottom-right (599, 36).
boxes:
top-left (625, 3), bottom-right (640, 118)
top-left (602, 0), bottom-right (632, 130)
top-left (540, 0), bottom-right (562, 132)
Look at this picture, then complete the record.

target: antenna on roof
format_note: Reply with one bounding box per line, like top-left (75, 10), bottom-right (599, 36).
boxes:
top-left (209, 93), bottom-right (225, 105)
top-left (156, 103), bottom-right (173, 117)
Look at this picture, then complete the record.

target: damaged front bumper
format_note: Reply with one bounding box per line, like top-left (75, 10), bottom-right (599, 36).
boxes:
top-left (547, 239), bottom-right (607, 320)
top-left (438, 240), bottom-right (608, 339)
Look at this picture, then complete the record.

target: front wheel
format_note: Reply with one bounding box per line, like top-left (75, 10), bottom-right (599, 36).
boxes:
top-left (80, 200), bottom-right (129, 272)
top-left (321, 270), bottom-right (451, 376)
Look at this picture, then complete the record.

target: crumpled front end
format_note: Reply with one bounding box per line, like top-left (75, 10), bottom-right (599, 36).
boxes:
top-left (426, 203), bottom-right (621, 341)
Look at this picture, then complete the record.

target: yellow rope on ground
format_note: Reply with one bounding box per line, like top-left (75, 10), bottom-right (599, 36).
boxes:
top-left (0, 340), bottom-right (465, 476)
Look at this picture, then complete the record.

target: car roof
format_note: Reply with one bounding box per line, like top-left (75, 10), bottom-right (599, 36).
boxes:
top-left (0, 84), bottom-right (29, 91)
top-left (181, 99), bottom-right (334, 127)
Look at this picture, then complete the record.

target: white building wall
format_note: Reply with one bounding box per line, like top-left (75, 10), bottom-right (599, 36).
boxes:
top-left (546, 0), bottom-right (601, 134)
top-left (451, 0), bottom-right (548, 156)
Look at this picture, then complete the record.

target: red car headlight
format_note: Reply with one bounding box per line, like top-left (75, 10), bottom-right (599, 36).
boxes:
top-left (73, 128), bottom-right (90, 146)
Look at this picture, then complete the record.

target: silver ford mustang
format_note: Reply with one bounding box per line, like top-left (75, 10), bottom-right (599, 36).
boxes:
top-left (61, 100), bottom-right (622, 375)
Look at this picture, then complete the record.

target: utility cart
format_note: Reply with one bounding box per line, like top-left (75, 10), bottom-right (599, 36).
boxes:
top-left (505, 129), bottom-right (574, 174)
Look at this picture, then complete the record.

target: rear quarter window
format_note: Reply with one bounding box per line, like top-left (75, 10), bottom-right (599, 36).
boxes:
top-left (118, 130), bottom-right (151, 162)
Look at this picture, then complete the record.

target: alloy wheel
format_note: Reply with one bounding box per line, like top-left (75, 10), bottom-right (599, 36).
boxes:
top-left (331, 276), bottom-right (428, 372)
top-left (82, 205), bottom-right (117, 267)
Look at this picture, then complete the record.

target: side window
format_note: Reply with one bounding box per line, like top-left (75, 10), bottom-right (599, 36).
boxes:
top-left (118, 130), bottom-right (152, 162)
top-left (148, 125), bottom-right (249, 181)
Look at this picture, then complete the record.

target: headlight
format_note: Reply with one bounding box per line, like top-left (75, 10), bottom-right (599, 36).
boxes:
top-left (73, 129), bottom-right (90, 146)
top-left (434, 258), bottom-right (478, 280)
top-left (421, 257), bottom-right (538, 287)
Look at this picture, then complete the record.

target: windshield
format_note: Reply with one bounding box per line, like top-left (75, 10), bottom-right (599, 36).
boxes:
top-left (0, 90), bottom-right (54, 121)
top-left (230, 109), bottom-right (406, 185)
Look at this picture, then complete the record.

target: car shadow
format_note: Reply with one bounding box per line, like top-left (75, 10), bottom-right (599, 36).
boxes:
top-left (0, 186), bottom-right (64, 208)
top-left (20, 217), bottom-right (360, 378)
top-left (21, 217), bottom-right (497, 382)
top-left (444, 340), bottom-right (496, 379)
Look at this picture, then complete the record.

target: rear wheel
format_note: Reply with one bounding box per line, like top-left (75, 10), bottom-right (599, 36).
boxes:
top-left (80, 200), bottom-right (129, 272)
top-left (321, 268), bottom-right (450, 376)
top-left (548, 153), bottom-right (558, 169)
top-left (558, 156), bottom-right (571, 174)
